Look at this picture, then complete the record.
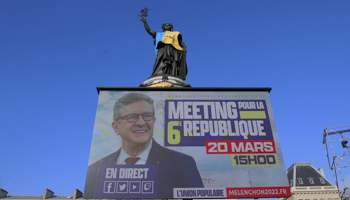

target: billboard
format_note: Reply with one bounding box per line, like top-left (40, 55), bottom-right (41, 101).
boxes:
top-left (84, 87), bottom-right (291, 199)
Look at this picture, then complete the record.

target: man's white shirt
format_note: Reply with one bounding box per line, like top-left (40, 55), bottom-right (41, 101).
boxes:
top-left (116, 140), bottom-right (152, 165)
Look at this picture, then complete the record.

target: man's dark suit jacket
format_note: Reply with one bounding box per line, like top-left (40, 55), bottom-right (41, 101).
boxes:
top-left (84, 140), bottom-right (204, 198)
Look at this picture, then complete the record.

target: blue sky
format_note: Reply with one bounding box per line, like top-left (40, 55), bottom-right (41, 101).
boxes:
top-left (1, 0), bottom-right (349, 196)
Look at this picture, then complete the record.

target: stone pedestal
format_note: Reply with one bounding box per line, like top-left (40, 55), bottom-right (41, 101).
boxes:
top-left (139, 75), bottom-right (191, 87)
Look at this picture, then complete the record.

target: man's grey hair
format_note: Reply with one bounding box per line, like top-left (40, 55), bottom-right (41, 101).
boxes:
top-left (113, 93), bottom-right (155, 121)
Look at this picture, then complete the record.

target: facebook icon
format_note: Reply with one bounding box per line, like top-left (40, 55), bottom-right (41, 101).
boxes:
top-left (103, 181), bottom-right (116, 193)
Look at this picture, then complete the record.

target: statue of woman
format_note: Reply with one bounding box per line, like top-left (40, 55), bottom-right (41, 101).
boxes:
top-left (141, 16), bottom-right (188, 80)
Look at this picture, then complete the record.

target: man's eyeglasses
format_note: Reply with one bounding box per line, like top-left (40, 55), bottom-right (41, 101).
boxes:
top-left (116, 112), bottom-right (154, 123)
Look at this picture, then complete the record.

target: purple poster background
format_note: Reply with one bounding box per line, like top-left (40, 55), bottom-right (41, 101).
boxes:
top-left (164, 100), bottom-right (273, 146)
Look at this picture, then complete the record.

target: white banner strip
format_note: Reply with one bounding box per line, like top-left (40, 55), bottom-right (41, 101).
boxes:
top-left (173, 188), bottom-right (227, 198)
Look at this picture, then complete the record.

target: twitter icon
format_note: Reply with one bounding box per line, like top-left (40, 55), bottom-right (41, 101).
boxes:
top-left (116, 181), bottom-right (128, 193)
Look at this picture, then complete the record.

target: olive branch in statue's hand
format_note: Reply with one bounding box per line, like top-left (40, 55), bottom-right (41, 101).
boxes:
top-left (139, 7), bottom-right (149, 22)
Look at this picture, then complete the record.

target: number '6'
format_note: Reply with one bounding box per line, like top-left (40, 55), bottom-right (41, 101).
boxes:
top-left (168, 121), bottom-right (181, 144)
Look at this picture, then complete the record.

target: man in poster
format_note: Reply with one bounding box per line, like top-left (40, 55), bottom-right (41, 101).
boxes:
top-left (84, 93), bottom-right (204, 198)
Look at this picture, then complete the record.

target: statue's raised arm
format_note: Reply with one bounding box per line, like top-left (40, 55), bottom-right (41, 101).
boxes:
top-left (139, 7), bottom-right (156, 37)
top-left (141, 16), bottom-right (156, 38)
top-left (139, 7), bottom-right (188, 81)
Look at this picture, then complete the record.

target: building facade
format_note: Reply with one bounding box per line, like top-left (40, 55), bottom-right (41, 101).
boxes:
top-left (279, 163), bottom-right (340, 200)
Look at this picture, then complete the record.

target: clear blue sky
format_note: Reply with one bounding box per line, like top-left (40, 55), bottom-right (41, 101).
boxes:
top-left (1, 0), bottom-right (349, 196)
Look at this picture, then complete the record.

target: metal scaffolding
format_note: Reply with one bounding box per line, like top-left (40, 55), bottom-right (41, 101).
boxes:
top-left (323, 124), bottom-right (350, 200)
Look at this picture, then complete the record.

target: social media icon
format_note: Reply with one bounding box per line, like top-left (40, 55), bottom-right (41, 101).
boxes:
top-left (129, 181), bottom-right (141, 193)
top-left (103, 181), bottom-right (116, 193)
top-left (116, 181), bottom-right (128, 193)
top-left (120, 184), bottom-right (126, 191)
top-left (144, 183), bottom-right (151, 191)
top-left (142, 181), bottom-right (154, 194)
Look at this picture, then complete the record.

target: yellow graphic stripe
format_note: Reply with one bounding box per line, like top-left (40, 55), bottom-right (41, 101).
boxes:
top-left (150, 82), bottom-right (173, 87)
top-left (239, 111), bottom-right (266, 119)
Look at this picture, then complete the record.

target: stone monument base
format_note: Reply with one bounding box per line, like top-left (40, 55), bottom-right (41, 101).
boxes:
top-left (139, 74), bottom-right (191, 87)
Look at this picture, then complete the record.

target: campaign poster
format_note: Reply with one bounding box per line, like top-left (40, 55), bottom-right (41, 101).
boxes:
top-left (84, 88), bottom-right (291, 199)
